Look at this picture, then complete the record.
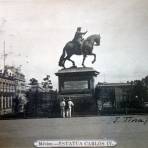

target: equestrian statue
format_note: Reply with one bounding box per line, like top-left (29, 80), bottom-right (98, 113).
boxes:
top-left (59, 27), bottom-right (101, 68)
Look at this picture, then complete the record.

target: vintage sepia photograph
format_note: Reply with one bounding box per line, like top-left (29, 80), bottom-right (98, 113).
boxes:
top-left (0, 0), bottom-right (148, 147)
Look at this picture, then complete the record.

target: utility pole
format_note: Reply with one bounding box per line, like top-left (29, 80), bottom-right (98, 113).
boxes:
top-left (2, 40), bottom-right (9, 73)
top-left (3, 40), bottom-right (6, 72)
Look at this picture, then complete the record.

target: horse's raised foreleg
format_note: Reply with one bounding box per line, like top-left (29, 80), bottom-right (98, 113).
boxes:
top-left (91, 53), bottom-right (96, 64)
top-left (82, 55), bottom-right (87, 67)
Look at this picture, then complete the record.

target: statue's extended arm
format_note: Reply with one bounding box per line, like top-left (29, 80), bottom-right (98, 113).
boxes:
top-left (78, 31), bottom-right (87, 35)
top-left (82, 31), bottom-right (87, 35)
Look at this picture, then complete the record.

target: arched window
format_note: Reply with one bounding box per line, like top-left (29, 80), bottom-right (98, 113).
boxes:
top-left (3, 97), bottom-right (5, 109)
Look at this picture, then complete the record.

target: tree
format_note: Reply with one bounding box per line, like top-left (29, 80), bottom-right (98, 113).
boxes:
top-left (26, 78), bottom-right (40, 116)
top-left (142, 76), bottom-right (148, 102)
top-left (42, 75), bottom-right (53, 91)
top-left (130, 80), bottom-right (147, 107)
top-left (29, 78), bottom-right (38, 85)
top-left (142, 76), bottom-right (148, 87)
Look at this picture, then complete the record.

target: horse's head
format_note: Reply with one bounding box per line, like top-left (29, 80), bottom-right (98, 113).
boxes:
top-left (94, 34), bottom-right (101, 46)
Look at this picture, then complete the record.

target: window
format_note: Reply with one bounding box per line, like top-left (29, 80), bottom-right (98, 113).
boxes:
top-left (9, 97), bottom-right (12, 107)
top-left (0, 98), bottom-right (1, 109)
top-left (3, 98), bottom-right (5, 109)
top-left (6, 97), bottom-right (8, 108)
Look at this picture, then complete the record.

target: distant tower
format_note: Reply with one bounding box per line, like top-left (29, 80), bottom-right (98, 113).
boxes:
top-left (3, 40), bottom-right (8, 73)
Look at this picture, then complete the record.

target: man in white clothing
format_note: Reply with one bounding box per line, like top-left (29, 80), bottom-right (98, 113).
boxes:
top-left (67, 99), bottom-right (74, 118)
top-left (60, 99), bottom-right (66, 118)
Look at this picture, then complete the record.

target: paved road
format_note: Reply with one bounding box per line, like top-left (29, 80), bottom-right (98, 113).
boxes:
top-left (0, 115), bottom-right (148, 148)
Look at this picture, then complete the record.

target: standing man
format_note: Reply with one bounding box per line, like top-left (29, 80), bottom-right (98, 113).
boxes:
top-left (60, 99), bottom-right (66, 118)
top-left (67, 98), bottom-right (74, 118)
top-left (73, 27), bottom-right (87, 50)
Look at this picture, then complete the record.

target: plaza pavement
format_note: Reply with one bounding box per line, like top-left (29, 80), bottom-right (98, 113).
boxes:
top-left (0, 115), bottom-right (148, 148)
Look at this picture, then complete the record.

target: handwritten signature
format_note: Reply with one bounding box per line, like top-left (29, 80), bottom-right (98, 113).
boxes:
top-left (113, 116), bottom-right (148, 125)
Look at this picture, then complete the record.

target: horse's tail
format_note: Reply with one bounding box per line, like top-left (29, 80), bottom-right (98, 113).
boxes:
top-left (59, 46), bottom-right (66, 67)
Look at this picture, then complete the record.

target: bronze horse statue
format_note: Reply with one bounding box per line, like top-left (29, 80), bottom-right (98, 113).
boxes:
top-left (59, 34), bottom-right (101, 68)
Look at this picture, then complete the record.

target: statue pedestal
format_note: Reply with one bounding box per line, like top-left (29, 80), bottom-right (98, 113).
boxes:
top-left (55, 67), bottom-right (99, 115)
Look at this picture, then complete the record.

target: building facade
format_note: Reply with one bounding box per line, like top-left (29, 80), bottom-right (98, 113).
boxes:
top-left (95, 82), bottom-right (131, 113)
top-left (5, 66), bottom-right (27, 113)
top-left (0, 74), bottom-right (15, 115)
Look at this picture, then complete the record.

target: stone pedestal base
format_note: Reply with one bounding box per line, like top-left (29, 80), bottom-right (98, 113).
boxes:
top-left (55, 67), bottom-right (99, 115)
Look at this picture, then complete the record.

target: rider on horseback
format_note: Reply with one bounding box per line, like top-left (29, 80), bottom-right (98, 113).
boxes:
top-left (72, 27), bottom-right (87, 50)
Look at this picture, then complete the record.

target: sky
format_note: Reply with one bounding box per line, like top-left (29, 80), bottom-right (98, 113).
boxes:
top-left (0, 0), bottom-right (148, 89)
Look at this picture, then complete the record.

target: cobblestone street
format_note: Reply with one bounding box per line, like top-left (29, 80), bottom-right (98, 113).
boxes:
top-left (0, 115), bottom-right (148, 148)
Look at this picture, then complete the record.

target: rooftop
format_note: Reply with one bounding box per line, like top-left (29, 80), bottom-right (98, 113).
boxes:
top-left (0, 73), bottom-right (14, 80)
top-left (97, 82), bottom-right (131, 87)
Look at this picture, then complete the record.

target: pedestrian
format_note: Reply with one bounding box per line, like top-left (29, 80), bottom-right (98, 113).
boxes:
top-left (60, 99), bottom-right (66, 118)
top-left (67, 99), bottom-right (74, 118)
top-left (65, 99), bottom-right (69, 118)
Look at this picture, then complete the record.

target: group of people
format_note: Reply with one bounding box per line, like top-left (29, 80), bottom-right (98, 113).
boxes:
top-left (60, 98), bottom-right (74, 118)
